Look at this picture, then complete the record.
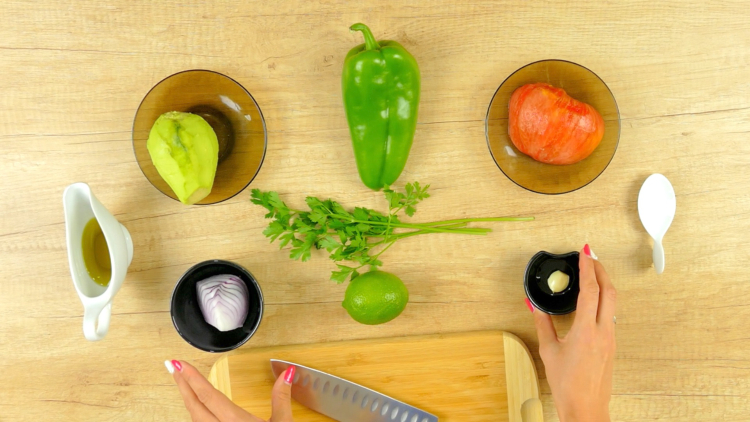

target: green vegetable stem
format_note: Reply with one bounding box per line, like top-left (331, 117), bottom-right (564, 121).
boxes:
top-left (251, 182), bottom-right (533, 283)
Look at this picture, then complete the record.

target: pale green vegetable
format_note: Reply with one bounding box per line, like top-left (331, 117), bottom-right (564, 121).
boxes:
top-left (147, 111), bottom-right (219, 204)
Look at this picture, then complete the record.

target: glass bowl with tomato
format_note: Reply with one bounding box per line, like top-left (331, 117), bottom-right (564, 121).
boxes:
top-left (485, 59), bottom-right (620, 195)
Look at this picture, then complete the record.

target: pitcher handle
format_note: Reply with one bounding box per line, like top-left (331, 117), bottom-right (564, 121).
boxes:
top-left (83, 302), bottom-right (112, 341)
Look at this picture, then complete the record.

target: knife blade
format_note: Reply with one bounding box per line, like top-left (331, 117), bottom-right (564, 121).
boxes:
top-left (270, 359), bottom-right (438, 422)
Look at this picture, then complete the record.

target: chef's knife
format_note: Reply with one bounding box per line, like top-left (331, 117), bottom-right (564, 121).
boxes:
top-left (270, 359), bottom-right (438, 422)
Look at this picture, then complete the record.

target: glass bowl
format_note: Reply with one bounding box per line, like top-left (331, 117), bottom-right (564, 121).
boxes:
top-left (486, 60), bottom-right (620, 195)
top-left (132, 70), bottom-right (267, 205)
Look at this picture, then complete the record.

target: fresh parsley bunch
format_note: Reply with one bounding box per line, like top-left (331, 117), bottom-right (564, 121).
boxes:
top-left (250, 182), bottom-right (532, 283)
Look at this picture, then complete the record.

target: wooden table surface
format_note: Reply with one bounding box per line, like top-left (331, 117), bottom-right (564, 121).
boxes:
top-left (2, 1), bottom-right (749, 421)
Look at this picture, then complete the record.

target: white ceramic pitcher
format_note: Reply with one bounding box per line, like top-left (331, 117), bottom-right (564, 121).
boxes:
top-left (63, 183), bottom-right (133, 341)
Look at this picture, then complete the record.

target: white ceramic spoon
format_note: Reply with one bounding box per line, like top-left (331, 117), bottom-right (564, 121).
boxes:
top-left (638, 174), bottom-right (676, 274)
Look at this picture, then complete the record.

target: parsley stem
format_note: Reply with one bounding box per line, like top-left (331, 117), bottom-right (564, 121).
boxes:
top-left (389, 227), bottom-right (491, 239)
top-left (390, 230), bottom-right (429, 240)
top-left (337, 216), bottom-right (492, 234)
top-left (418, 222), bottom-right (468, 229)
top-left (420, 216), bottom-right (534, 226)
top-left (363, 224), bottom-right (489, 244)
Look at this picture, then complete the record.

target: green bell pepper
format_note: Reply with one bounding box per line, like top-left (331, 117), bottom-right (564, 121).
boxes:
top-left (342, 23), bottom-right (421, 190)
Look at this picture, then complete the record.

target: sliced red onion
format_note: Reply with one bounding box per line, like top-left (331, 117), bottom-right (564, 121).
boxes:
top-left (196, 274), bottom-right (249, 332)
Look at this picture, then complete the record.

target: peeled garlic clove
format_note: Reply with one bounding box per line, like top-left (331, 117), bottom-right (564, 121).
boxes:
top-left (547, 270), bottom-right (570, 293)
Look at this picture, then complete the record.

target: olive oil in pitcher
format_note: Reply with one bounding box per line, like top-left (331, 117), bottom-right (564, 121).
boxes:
top-left (81, 218), bottom-right (111, 286)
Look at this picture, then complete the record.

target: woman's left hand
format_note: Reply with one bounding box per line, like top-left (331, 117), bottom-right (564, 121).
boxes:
top-left (166, 359), bottom-right (295, 422)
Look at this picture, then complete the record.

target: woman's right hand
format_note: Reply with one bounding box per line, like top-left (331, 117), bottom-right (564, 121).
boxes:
top-left (526, 245), bottom-right (617, 422)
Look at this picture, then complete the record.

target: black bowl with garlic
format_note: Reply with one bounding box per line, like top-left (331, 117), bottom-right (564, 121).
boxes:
top-left (524, 251), bottom-right (580, 315)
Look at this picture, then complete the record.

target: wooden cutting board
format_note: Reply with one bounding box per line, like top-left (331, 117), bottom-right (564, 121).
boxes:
top-left (209, 331), bottom-right (543, 421)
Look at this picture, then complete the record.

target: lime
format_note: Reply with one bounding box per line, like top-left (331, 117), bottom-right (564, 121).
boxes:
top-left (342, 271), bottom-right (409, 325)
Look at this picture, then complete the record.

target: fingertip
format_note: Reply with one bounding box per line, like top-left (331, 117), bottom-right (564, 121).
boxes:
top-left (582, 244), bottom-right (598, 260)
top-left (177, 361), bottom-right (202, 378)
top-left (271, 366), bottom-right (295, 420)
top-left (578, 245), bottom-right (597, 285)
top-left (576, 245), bottom-right (601, 321)
top-left (580, 245), bottom-right (593, 265)
top-left (524, 297), bottom-right (535, 313)
top-left (272, 366), bottom-right (291, 389)
top-left (532, 306), bottom-right (552, 324)
top-left (284, 365), bottom-right (296, 385)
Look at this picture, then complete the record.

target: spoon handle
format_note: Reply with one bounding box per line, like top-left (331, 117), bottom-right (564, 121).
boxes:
top-left (653, 240), bottom-right (665, 274)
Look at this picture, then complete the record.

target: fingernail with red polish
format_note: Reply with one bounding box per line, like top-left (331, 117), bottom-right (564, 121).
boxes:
top-left (584, 244), bottom-right (598, 260)
top-left (171, 360), bottom-right (183, 372)
top-left (524, 298), bottom-right (534, 313)
top-left (284, 366), bottom-right (296, 385)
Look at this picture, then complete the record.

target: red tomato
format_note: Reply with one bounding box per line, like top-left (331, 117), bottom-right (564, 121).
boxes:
top-left (508, 83), bottom-right (604, 165)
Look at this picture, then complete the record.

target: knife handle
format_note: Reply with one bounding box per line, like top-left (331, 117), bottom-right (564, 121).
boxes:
top-left (521, 398), bottom-right (544, 422)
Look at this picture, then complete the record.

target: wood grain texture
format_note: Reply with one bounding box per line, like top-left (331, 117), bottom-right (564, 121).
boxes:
top-left (208, 331), bottom-right (536, 421)
top-left (1, 1), bottom-right (749, 421)
top-left (521, 399), bottom-right (544, 422)
top-left (208, 355), bottom-right (233, 402)
top-left (503, 333), bottom-right (541, 422)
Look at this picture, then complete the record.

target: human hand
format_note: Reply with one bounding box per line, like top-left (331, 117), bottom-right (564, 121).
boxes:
top-left (166, 359), bottom-right (295, 422)
top-left (526, 245), bottom-right (616, 422)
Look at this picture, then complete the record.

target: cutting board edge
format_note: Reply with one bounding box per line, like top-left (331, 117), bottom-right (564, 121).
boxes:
top-left (502, 332), bottom-right (541, 422)
top-left (209, 355), bottom-right (233, 400)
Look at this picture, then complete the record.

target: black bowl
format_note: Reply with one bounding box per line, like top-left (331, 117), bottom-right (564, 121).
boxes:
top-left (171, 260), bottom-right (263, 352)
top-left (524, 251), bottom-right (580, 315)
